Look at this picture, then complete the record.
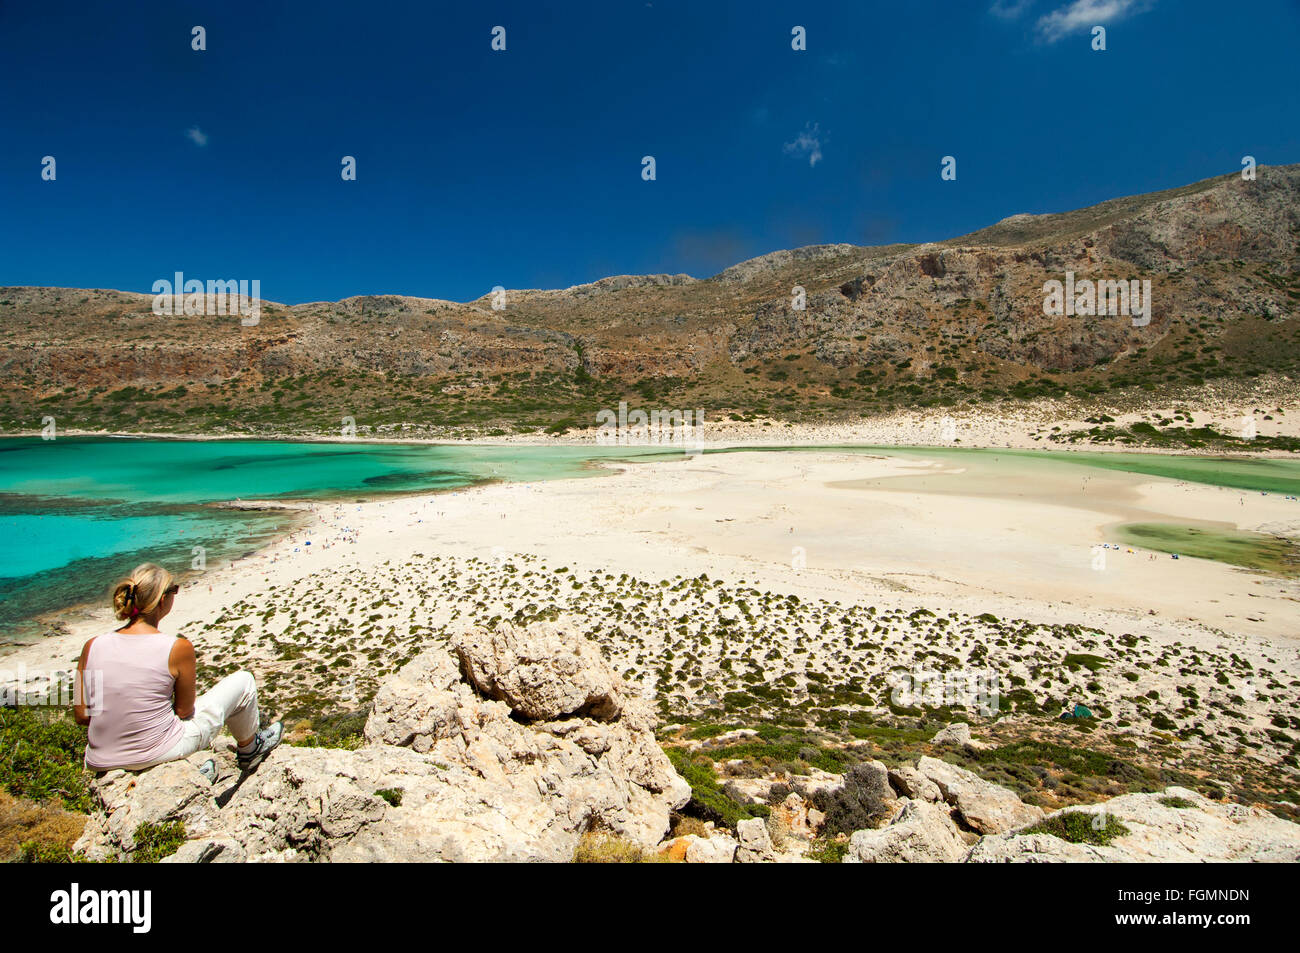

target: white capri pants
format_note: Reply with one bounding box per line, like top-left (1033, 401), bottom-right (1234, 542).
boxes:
top-left (150, 671), bottom-right (260, 766)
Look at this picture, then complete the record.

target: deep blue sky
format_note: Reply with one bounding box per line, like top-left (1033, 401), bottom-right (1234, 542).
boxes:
top-left (2, 0), bottom-right (1298, 304)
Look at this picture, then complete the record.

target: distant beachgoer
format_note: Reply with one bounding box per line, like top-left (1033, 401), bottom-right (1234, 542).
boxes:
top-left (74, 563), bottom-right (282, 779)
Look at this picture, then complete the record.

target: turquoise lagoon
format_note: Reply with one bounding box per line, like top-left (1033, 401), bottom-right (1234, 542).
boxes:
top-left (0, 438), bottom-right (656, 642)
top-left (2, 437), bottom-right (1298, 643)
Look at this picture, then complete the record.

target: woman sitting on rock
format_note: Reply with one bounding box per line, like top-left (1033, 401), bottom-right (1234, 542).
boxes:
top-left (74, 563), bottom-right (282, 778)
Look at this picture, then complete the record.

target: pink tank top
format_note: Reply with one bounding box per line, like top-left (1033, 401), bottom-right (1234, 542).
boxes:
top-left (83, 631), bottom-right (185, 771)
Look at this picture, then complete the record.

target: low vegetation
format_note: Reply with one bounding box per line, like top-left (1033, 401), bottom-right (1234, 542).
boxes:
top-left (131, 820), bottom-right (186, 863)
top-left (1023, 811), bottom-right (1130, 846)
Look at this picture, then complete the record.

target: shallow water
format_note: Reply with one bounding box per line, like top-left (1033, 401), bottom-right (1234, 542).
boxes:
top-left (3, 437), bottom-right (1298, 640)
top-left (820, 445), bottom-right (1300, 575)
top-left (1112, 522), bottom-right (1300, 574)
top-left (0, 438), bottom-right (656, 640)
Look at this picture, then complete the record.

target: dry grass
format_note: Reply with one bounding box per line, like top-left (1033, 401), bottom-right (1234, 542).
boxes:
top-left (0, 789), bottom-right (86, 862)
top-left (668, 815), bottom-right (709, 839)
top-left (571, 832), bottom-right (675, 863)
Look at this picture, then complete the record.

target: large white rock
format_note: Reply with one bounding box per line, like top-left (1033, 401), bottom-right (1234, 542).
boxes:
top-left (76, 619), bottom-right (690, 863)
top-left (916, 756), bottom-right (1044, 834)
top-left (888, 765), bottom-right (942, 803)
top-left (844, 799), bottom-right (968, 863)
top-left (930, 722), bottom-right (989, 751)
top-left (931, 723), bottom-right (972, 746)
top-left (685, 832), bottom-right (738, 863)
top-left (735, 817), bottom-right (775, 863)
top-left (966, 786), bottom-right (1300, 863)
top-left (453, 621), bottom-right (625, 722)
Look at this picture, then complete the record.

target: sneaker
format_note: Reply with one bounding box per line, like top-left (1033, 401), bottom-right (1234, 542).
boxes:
top-left (236, 721), bottom-right (284, 772)
top-left (198, 759), bottom-right (218, 783)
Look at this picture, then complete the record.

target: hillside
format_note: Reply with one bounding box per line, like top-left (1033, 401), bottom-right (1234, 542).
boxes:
top-left (21, 619), bottom-right (1300, 864)
top-left (2, 165), bottom-right (1298, 438)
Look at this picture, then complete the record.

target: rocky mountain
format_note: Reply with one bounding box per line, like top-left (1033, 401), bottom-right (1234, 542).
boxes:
top-left (2, 165), bottom-right (1298, 435)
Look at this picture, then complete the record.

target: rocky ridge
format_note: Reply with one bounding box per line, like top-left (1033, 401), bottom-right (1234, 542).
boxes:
top-left (75, 620), bottom-right (689, 862)
top-left (71, 622), bottom-right (1300, 864)
top-left (3, 165), bottom-right (1297, 434)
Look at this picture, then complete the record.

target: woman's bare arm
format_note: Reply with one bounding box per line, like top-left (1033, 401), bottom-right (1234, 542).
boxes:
top-left (73, 638), bottom-right (94, 726)
top-left (169, 638), bottom-right (197, 720)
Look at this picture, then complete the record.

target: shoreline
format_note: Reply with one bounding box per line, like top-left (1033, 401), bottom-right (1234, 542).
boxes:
top-left (4, 430), bottom-right (1300, 461)
top-left (5, 447), bottom-right (1298, 804)
top-left (4, 446), bottom-right (1298, 670)
top-left (4, 446), bottom-right (1299, 801)
top-left (1, 384), bottom-right (1296, 457)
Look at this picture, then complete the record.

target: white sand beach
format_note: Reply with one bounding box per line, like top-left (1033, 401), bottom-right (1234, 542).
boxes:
top-left (7, 447), bottom-right (1297, 684)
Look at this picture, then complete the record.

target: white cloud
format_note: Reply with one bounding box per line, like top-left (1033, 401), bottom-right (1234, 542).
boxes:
top-left (1034, 0), bottom-right (1152, 43)
top-left (186, 126), bottom-right (209, 147)
top-left (783, 122), bottom-right (823, 168)
top-left (989, 0), bottom-right (1035, 19)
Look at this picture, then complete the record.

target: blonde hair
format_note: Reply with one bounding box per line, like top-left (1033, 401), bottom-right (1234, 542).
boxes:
top-left (112, 563), bottom-right (175, 621)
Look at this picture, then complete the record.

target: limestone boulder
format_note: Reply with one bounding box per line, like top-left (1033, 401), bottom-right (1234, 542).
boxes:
top-left (844, 798), bottom-right (968, 863)
top-left (75, 619), bottom-right (690, 863)
top-left (685, 832), bottom-right (739, 863)
top-left (916, 756), bottom-right (1044, 834)
top-left (888, 765), bottom-right (942, 803)
top-left (735, 817), bottom-right (775, 863)
top-left (452, 620), bottom-right (625, 722)
top-left (967, 786), bottom-right (1300, 863)
top-left (930, 722), bottom-right (990, 752)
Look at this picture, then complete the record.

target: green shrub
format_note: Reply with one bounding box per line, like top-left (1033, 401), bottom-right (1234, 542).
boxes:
top-left (1063, 653), bottom-right (1109, 672)
top-left (1024, 811), bottom-right (1129, 845)
top-left (0, 707), bottom-right (90, 812)
top-left (16, 841), bottom-right (84, 863)
top-left (807, 837), bottom-right (849, 863)
top-left (666, 749), bottom-right (757, 829)
top-left (286, 709), bottom-right (367, 749)
top-left (132, 820), bottom-right (186, 863)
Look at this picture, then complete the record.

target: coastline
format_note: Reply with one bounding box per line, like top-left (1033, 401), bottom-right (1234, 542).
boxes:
top-left (2, 389), bottom-right (1297, 457)
top-left (4, 446), bottom-right (1297, 681)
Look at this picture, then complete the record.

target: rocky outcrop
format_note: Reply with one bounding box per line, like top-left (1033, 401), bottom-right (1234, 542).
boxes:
top-left (71, 657), bottom-right (1300, 864)
top-left (967, 787), bottom-right (1300, 863)
top-left (772, 792), bottom-right (825, 838)
top-left (916, 755), bottom-right (1044, 835)
top-left (844, 799), bottom-right (969, 863)
top-left (834, 764), bottom-right (1300, 863)
top-left (930, 722), bottom-right (989, 752)
top-left (887, 765), bottom-right (942, 803)
top-left (450, 623), bottom-right (625, 722)
top-left (734, 817), bottom-right (776, 863)
top-left (75, 620), bottom-right (690, 863)
top-left (684, 832), bottom-right (739, 863)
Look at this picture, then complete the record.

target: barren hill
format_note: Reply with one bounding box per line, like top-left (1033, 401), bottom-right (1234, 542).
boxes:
top-left (2, 165), bottom-right (1297, 437)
